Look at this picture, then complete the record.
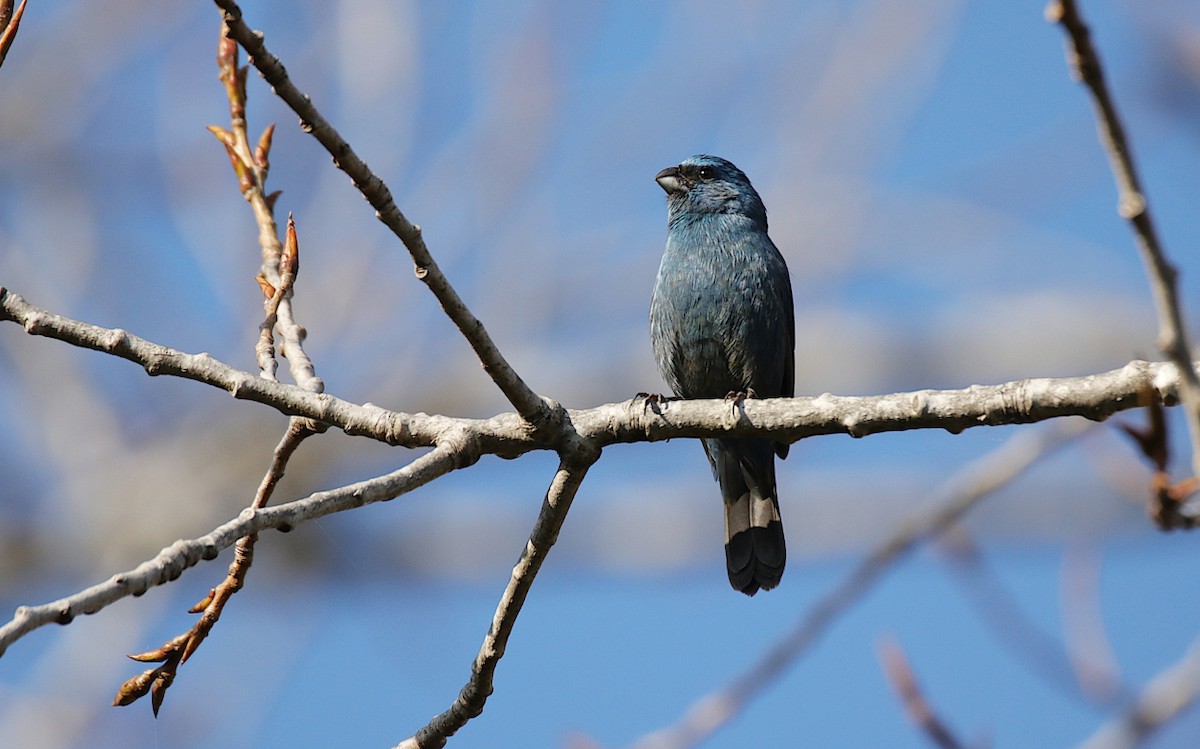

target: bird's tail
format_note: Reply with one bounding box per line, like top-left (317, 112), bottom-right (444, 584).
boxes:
top-left (724, 487), bottom-right (785, 595)
top-left (706, 438), bottom-right (786, 595)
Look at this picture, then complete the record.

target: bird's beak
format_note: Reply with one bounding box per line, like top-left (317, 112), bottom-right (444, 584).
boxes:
top-left (655, 166), bottom-right (685, 195)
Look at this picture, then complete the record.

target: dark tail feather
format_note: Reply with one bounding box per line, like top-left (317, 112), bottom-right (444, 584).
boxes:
top-left (724, 490), bottom-right (786, 595)
top-left (705, 437), bottom-right (787, 595)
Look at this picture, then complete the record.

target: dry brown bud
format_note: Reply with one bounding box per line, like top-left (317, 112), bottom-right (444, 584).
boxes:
top-left (113, 668), bottom-right (155, 706)
top-left (283, 215), bottom-right (300, 276)
top-left (189, 588), bottom-right (216, 613)
top-left (255, 274), bottom-right (276, 299)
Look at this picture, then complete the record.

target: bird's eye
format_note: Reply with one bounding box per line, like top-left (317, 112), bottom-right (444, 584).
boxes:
top-left (697, 167), bottom-right (715, 180)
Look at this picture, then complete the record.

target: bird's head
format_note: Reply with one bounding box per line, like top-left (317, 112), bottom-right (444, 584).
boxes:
top-left (656, 155), bottom-right (767, 229)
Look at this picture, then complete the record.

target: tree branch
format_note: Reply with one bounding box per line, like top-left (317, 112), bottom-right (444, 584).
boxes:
top-left (4, 280), bottom-right (1153, 739)
top-left (209, 21), bottom-right (322, 393)
top-left (210, 0), bottom-right (550, 428)
top-left (1047, 0), bottom-right (1200, 479)
top-left (1, 286), bottom-right (1188, 455)
top-left (0, 286), bottom-right (457, 448)
top-left (0, 441), bottom-right (464, 657)
top-left (397, 454), bottom-right (598, 749)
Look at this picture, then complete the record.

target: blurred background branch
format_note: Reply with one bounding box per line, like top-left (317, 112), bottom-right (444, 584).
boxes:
top-left (878, 636), bottom-right (975, 749)
top-left (1077, 635), bottom-right (1200, 749)
top-left (622, 421), bottom-right (1091, 749)
top-left (938, 533), bottom-right (1129, 708)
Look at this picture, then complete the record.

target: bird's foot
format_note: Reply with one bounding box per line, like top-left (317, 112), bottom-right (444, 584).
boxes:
top-left (724, 388), bottom-right (758, 403)
top-left (723, 389), bottom-right (757, 422)
top-left (633, 392), bottom-right (678, 414)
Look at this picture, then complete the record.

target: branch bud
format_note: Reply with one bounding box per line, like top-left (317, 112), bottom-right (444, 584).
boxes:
top-left (282, 214), bottom-right (299, 276)
top-left (254, 123), bottom-right (275, 171)
top-left (254, 274), bottom-right (276, 299)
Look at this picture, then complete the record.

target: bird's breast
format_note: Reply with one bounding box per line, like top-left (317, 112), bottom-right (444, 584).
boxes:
top-left (650, 233), bottom-right (786, 399)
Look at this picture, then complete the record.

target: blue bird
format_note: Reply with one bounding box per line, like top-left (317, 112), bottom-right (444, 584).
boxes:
top-left (650, 155), bottom-right (795, 595)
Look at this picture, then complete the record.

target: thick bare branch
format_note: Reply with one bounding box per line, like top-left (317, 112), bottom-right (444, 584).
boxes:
top-left (0, 442), bottom-right (463, 657)
top-left (2, 286), bottom-right (1191, 455)
top-left (397, 455), bottom-right (597, 749)
top-left (0, 286), bottom-right (458, 447)
top-left (625, 421), bottom-right (1090, 749)
top-left (1047, 0), bottom-right (1200, 479)
top-left (210, 0), bottom-right (549, 427)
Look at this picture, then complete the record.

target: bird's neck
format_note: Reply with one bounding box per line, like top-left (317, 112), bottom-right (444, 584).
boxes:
top-left (668, 209), bottom-right (765, 234)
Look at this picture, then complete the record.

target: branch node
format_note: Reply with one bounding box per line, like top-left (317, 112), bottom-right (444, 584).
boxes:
top-left (843, 417), bottom-right (865, 438)
top-left (21, 311), bottom-right (44, 334)
top-left (104, 328), bottom-right (129, 352)
top-left (1117, 192), bottom-right (1146, 220)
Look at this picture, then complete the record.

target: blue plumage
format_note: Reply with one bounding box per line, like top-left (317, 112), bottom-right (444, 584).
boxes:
top-left (650, 155), bottom-right (795, 595)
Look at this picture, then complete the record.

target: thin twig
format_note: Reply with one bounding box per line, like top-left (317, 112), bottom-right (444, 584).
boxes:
top-left (256, 239), bottom-right (320, 389)
top-left (209, 21), bottom-right (321, 392)
top-left (116, 41), bottom-right (330, 703)
top-left (0, 441), bottom-right (463, 657)
top-left (624, 420), bottom-right (1091, 749)
top-left (113, 417), bottom-right (317, 713)
top-left (254, 216), bottom-right (299, 382)
top-left (1076, 634), bottom-right (1200, 749)
top-left (1047, 0), bottom-right (1200, 482)
top-left (210, 0), bottom-right (549, 427)
top-left (113, 66), bottom-right (328, 704)
top-left (878, 637), bottom-right (974, 749)
top-left (1118, 394), bottom-right (1200, 528)
top-left (1, 286), bottom-right (1194, 455)
top-left (396, 455), bottom-right (598, 749)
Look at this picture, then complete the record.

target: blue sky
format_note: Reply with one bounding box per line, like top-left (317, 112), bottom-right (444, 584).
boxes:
top-left (3, 1), bottom-right (1200, 747)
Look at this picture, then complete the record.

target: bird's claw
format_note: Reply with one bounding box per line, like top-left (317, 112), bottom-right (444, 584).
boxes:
top-left (633, 392), bottom-right (676, 415)
top-left (723, 389), bottom-right (757, 421)
top-left (723, 388), bottom-right (757, 403)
